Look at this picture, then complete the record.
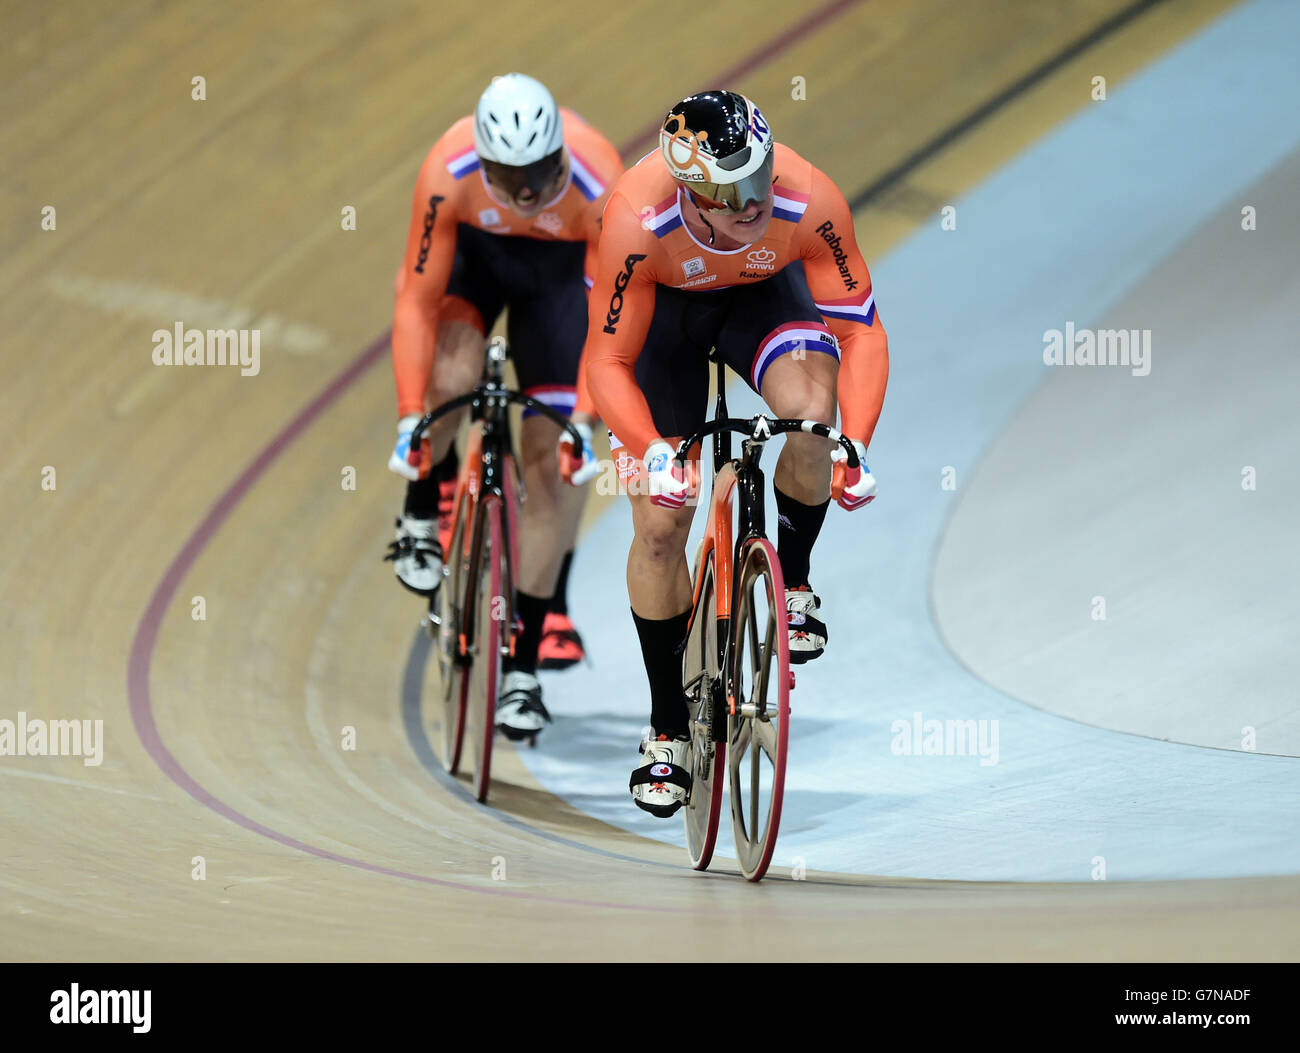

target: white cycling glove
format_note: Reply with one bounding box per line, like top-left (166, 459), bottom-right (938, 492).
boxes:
top-left (645, 439), bottom-right (692, 509)
top-left (559, 419), bottom-right (600, 486)
top-left (388, 414), bottom-right (423, 481)
top-left (831, 439), bottom-right (877, 510)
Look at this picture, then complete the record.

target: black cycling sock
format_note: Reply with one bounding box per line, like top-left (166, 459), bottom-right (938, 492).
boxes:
top-left (631, 608), bottom-right (692, 738)
top-left (774, 488), bottom-right (829, 589)
top-left (504, 590), bottom-right (551, 676)
top-left (549, 551), bottom-right (574, 616)
top-left (403, 443), bottom-right (459, 519)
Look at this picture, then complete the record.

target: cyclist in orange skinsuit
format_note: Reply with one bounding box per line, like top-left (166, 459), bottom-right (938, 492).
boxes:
top-left (385, 73), bottom-right (622, 740)
top-left (582, 91), bottom-right (888, 816)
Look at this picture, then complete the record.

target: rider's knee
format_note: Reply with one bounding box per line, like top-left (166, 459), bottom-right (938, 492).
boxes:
top-left (634, 507), bottom-right (692, 563)
top-left (426, 326), bottom-right (484, 407)
top-left (771, 385), bottom-right (836, 465)
top-left (520, 436), bottom-right (561, 486)
top-left (763, 367), bottom-right (836, 427)
top-left (774, 388), bottom-right (836, 428)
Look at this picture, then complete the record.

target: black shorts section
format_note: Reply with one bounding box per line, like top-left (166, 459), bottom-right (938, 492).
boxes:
top-left (446, 224), bottom-right (588, 398)
top-left (627, 262), bottom-right (826, 444)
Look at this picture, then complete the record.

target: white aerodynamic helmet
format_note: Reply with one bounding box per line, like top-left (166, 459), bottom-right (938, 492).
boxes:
top-left (473, 73), bottom-right (564, 167)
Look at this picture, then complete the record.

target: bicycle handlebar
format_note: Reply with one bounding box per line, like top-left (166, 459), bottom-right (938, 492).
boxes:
top-left (407, 388), bottom-right (584, 459)
top-left (674, 416), bottom-right (860, 470)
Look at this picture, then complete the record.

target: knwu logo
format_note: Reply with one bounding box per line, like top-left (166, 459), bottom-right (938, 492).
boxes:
top-left (603, 254), bottom-right (646, 334)
top-left (534, 211), bottom-right (562, 235)
top-left (746, 247), bottom-right (776, 271)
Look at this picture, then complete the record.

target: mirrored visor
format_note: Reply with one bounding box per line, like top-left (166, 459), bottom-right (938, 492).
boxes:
top-left (686, 149), bottom-right (774, 214)
top-left (481, 149), bottom-right (565, 200)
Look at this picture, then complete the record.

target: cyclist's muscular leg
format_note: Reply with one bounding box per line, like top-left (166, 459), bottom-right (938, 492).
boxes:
top-left (760, 350), bottom-right (838, 504)
top-left (627, 489), bottom-right (694, 616)
top-left (516, 415), bottom-right (587, 594)
top-left (389, 321), bottom-right (486, 596)
top-left (628, 490), bottom-right (695, 736)
top-left (625, 487), bottom-right (697, 816)
top-left (422, 320), bottom-right (486, 462)
top-left (760, 349), bottom-right (839, 660)
top-left (398, 318), bottom-right (484, 549)
top-left (496, 414), bottom-right (586, 679)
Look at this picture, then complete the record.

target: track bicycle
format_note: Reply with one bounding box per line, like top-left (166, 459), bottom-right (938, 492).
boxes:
top-left (410, 335), bottom-right (582, 803)
top-left (676, 352), bottom-right (861, 881)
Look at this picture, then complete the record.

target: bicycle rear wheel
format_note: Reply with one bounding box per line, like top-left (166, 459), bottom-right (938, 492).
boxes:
top-left (465, 495), bottom-right (506, 803)
top-left (681, 553), bottom-right (725, 870)
top-left (435, 490), bottom-right (470, 773)
top-left (726, 538), bottom-right (790, 882)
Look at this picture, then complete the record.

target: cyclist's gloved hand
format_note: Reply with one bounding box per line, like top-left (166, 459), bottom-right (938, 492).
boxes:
top-left (559, 417), bottom-right (599, 486)
top-left (831, 439), bottom-right (877, 510)
top-left (645, 439), bottom-right (694, 509)
top-left (388, 414), bottom-right (428, 481)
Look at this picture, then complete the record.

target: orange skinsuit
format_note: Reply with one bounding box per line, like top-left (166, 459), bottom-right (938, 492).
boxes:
top-left (583, 143), bottom-right (888, 461)
top-left (392, 108), bottom-right (624, 419)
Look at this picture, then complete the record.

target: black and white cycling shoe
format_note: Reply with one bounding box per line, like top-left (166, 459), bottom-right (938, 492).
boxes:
top-left (786, 585), bottom-right (828, 664)
top-left (384, 515), bottom-right (443, 596)
top-left (630, 732), bottom-right (692, 818)
top-left (495, 671), bottom-right (552, 743)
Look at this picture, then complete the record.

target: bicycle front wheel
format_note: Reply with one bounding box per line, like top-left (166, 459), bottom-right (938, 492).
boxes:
top-left (682, 552), bottom-right (725, 871)
top-left (435, 489), bottom-right (470, 773)
top-left (726, 538), bottom-right (790, 882)
top-left (465, 495), bottom-right (506, 803)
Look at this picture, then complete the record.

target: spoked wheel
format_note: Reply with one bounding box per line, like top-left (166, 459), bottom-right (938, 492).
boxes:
top-left (465, 496), bottom-right (506, 803)
top-left (726, 538), bottom-right (790, 882)
top-left (681, 554), bottom-right (726, 870)
top-left (435, 491), bottom-right (470, 773)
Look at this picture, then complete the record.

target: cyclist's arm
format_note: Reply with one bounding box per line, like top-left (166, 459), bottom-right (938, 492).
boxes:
top-left (392, 154), bottom-right (458, 418)
top-left (573, 209), bottom-right (605, 422)
top-left (801, 166), bottom-right (889, 449)
top-left (567, 122), bottom-right (626, 423)
top-left (577, 132), bottom-right (626, 297)
top-left (582, 193), bottom-right (660, 455)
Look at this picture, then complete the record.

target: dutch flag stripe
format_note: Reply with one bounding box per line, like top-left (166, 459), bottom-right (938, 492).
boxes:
top-left (771, 190), bottom-right (808, 223)
top-left (815, 289), bottom-right (876, 326)
top-left (568, 149), bottom-right (604, 202)
top-left (522, 385), bottom-right (577, 418)
top-left (750, 323), bottom-right (839, 391)
top-left (447, 147), bottom-right (480, 179)
top-left (646, 197), bottom-right (683, 238)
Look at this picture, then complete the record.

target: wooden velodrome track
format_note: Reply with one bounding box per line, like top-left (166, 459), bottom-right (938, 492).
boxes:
top-left (4, 0), bottom-right (1294, 960)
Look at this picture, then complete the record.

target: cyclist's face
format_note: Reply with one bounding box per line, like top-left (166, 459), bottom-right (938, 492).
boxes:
top-left (690, 191), bottom-right (773, 244)
top-left (483, 154), bottom-right (568, 219)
